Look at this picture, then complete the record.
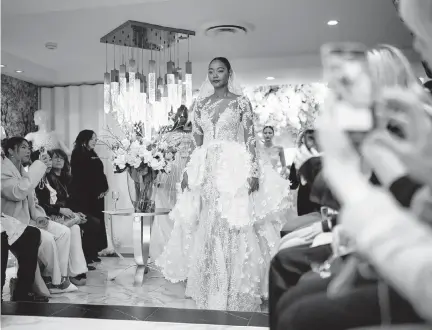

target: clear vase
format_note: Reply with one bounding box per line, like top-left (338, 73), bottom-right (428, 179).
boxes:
top-left (127, 167), bottom-right (157, 213)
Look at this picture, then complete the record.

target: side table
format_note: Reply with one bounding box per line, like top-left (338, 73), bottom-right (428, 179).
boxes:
top-left (103, 208), bottom-right (170, 286)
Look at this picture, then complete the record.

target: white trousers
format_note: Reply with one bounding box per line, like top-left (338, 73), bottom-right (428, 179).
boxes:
top-left (38, 221), bottom-right (69, 285)
top-left (37, 222), bottom-right (88, 284)
top-left (68, 225), bottom-right (88, 276)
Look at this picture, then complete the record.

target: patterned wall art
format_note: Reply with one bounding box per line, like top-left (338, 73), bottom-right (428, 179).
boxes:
top-left (1, 74), bottom-right (39, 138)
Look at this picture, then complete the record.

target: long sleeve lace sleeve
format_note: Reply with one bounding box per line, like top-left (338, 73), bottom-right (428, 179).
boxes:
top-left (191, 101), bottom-right (204, 148)
top-left (239, 97), bottom-right (259, 178)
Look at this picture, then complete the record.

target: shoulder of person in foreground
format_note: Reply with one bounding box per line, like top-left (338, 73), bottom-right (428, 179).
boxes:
top-left (340, 186), bottom-right (432, 323)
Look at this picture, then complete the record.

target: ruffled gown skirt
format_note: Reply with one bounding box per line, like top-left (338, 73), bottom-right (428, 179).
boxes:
top-left (156, 141), bottom-right (290, 310)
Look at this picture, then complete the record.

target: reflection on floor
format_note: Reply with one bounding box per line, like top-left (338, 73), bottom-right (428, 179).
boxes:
top-left (4, 257), bottom-right (269, 312)
top-left (2, 257), bottom-right (269, 328)
top-left (1, 316), bottom-right (265, 330)
top-left (4, 257), bottom-right (196, 308)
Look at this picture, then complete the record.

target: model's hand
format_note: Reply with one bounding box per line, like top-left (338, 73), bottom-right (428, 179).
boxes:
top-left (181, 172), bottom-right (189, 192)
top-left (248, 177), bottom-right (259, 194)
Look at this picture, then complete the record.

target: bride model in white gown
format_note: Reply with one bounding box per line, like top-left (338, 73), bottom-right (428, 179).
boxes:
top-left (156, 57), bottom-right (290, 311)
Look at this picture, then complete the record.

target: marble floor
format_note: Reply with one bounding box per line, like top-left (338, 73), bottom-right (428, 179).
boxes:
top-left (3, 257), bottom-right (269, 312)
top-left (3, 257), bottom-right (197, 308)
top-left (1, 257), bottom-right (269, 328)
top-left (1, 316), bottom-right (265, 330)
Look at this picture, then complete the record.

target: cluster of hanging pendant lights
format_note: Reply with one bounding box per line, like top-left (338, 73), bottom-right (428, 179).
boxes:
top-left (102, 21), bottom-right (195, 139)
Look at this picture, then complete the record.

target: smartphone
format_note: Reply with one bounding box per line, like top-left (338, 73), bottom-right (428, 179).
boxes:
top-left (39, 146), bottom-right (47, 159)
top-left (321, 43), bottom-right (375, 134)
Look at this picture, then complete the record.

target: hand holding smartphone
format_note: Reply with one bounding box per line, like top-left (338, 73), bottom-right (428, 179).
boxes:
top-left (321, 42), bottom-right (375, 134)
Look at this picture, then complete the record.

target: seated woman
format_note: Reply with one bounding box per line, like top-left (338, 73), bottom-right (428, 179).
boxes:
top-left (1, 137), bottom-right (76, 293)
top-left (46, 149), bottom-right (101, 267)
top-left (31, 151), bottom-right (88, 286)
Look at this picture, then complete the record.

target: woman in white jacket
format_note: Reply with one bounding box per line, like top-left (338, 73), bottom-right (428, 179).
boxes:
top-left (1, 137), bottom-right (77, 293)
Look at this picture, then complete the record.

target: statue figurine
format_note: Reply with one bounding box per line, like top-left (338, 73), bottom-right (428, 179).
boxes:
top-left (25, 110), bottom-right (71, 155)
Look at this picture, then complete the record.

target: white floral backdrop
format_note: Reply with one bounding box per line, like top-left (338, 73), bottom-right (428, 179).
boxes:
top-left (244, 83), bottom-right (328, 147)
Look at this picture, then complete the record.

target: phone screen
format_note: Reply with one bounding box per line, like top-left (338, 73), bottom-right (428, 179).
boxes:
top-left (321, 43), bottom-right (375, 133)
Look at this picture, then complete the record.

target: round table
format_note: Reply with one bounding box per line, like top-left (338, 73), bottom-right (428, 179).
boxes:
top-left (103, 208), bottom-right (170, 286)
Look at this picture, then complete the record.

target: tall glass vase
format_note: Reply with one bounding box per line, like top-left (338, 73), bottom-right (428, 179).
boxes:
top-left (127, 167), bottom-right (157, 213)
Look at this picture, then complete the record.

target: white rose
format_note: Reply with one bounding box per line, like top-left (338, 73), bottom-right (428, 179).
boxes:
top-left (121, 139), bottom-right (130, 149)
top-left (114, 155), bottom-right (126, 169)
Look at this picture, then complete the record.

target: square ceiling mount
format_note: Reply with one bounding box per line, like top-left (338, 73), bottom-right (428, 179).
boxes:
top-left (100, 20), bottom-right (195, 51)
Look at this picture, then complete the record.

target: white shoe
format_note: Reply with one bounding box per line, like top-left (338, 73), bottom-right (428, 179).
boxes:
top-left (49, 278), bottom-right (78, 294)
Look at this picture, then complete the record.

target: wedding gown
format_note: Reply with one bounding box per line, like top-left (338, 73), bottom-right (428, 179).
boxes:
top-left (156, 95), bottom-right (290, 311)
top-left (253, 143), bottom-right (293, 228)
top-left (150, 130), bottom-right (195, 261)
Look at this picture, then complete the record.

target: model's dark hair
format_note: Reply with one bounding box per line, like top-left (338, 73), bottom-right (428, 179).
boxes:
top-left (210, 57), bottom-right (232, 72)
top-left (73, 130), bottom-right (96, 151)
top-left (263, 126), bottom-right (275, 133)
top-left (2, 137), bottom-right (29, 157)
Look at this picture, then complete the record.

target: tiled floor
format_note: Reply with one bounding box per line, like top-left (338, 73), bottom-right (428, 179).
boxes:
top-left (3, 257), bottom-right (197, 308)
top-left (2, 257), bottom-right (269, 328)
top-left (1, 315), bottom-right (265, 330)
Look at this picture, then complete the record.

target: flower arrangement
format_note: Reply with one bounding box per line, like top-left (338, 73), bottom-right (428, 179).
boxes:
top-left (102, 124), bottom-right (177, 175)
top-left (101, 123), bottom-right (179, 212)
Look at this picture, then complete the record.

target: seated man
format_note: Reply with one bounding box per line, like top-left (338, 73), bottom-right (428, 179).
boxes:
top-left (1, 213), bottom-right (48, 302)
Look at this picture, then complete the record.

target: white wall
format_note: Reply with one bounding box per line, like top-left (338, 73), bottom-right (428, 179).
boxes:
top-left (41, 84), bottom-right (134, 253)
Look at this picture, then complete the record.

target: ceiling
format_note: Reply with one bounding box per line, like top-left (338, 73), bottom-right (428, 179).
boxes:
top-left (1, 0), bottom-right (422, 88)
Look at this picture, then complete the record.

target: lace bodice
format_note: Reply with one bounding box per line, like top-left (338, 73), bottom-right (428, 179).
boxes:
top-left (259, 144), bottom-right (281, 169)
top-left (192, 95), bottom-right (259, 177)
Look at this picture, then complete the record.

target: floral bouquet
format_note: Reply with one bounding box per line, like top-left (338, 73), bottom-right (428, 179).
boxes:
top-left (102, 123), bottom-right (178, 212)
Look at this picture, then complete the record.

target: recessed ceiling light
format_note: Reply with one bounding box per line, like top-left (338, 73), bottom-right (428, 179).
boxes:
top-left (45, 42), bottom-right (58, 50)
top-left (15, 70), bottom-right (23, 73)
top-left (327, 20), bottom-right (339, 26)
top-left (266, 77), bottom-right (275, 81)
top-left (1, 64), bottom-right (5, 68)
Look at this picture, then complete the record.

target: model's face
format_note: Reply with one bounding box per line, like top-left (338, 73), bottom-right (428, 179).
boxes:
top-left (208, 60), bottom-right (230, 89)
top-left (9, 141), bottom-right (31, 163)
top-left (51, 153), bottom-right (65, 170)
top-left (263, 128), bottom-right (274, 141)
top-left (88, 134), bottom-right (97, 150)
